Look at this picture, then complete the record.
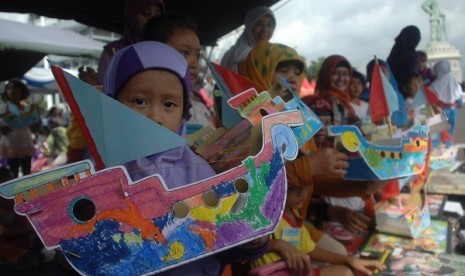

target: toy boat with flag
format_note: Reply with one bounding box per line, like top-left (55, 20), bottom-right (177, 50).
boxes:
top-left (329, 57), bottom-right (430, 180)
top-left (329, 124), bottom-right (429, 180)
top-left (0, 109), bottom-right (302, 276)
top-left (0, 62), bottom-right (304, 275)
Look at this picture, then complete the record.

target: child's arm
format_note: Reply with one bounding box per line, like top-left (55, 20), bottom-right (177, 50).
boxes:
top-left (268, 239), bottom-right (312, 273)
top-left (310, 247), bottom-right (386, 275)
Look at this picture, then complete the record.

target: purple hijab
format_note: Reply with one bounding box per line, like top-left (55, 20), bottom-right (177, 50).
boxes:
top-left (104, 41), bottom-right (216, 186)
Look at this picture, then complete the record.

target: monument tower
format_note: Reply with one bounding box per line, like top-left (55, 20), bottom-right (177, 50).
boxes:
top-left (422, 0), bottom-right (462, 82)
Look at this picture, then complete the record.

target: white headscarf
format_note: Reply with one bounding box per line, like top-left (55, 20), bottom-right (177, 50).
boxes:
top-left (430, 59), bottom-right (463, 104)
top-left (220, 5), bottom-right (275, 72)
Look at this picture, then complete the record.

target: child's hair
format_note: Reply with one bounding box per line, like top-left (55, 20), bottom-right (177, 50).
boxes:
top-left (351, 69), bottom-right (366, 86)
top-left (103, 41), bottom-right (191, 119)
top-left (4, 78), bottom-right (30, 100)
top-left (142, 13), bottom-right (198, 43)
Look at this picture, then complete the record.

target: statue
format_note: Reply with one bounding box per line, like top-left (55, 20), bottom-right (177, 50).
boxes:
top-left (422, 0), bottom-right (446, 42)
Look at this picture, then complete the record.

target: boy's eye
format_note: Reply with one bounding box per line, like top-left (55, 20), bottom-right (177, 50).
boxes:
top-left (164, 101), bottom-right (178, 109)
top-left (133, 98), bottom-right (146, 106)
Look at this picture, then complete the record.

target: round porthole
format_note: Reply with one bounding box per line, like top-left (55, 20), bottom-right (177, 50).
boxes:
top-left (234, 178), bottom-right (249, 194)
top-left (172, 201), bottom-right (189, 219)
top-left (203, 190), bottom-right (220, 208)
top-left (69, 197), bottom-right (96, 223)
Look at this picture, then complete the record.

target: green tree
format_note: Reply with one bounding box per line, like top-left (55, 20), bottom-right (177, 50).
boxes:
top-left (306, 56), bottom-right (326, 81)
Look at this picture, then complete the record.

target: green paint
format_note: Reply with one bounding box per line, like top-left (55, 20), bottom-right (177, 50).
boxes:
top-left (216, 157), bottom-right (272, 230)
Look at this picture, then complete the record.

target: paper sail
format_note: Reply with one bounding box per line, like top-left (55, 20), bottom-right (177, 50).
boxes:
top-left (211, 62), bottom-right (262, 96)
top-left (329, 125), bottom-right (429, 180)
top-left (410, 85), bottom-right (429, 110)
top-left (369, 61), bottom-right (399, 123)
top-left (0, 104), bottom-right (303, 275)
top-left (50, 63), bottom-right (188, 169)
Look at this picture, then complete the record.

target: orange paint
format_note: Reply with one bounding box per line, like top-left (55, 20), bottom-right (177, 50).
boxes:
top-left (68, 199), bottom-right (166, 244)
top-left (190, 226), bottom-right (216, 251)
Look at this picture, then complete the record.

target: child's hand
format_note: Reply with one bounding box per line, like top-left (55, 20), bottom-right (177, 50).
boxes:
top-left (328, 205), bottom-right (370, 233)
top-left (347, 257), bottom-right (386, 275)
top-left (274, 239), bottom-right (311, 274)
top-left (308, 148), bottom-right (349, 177)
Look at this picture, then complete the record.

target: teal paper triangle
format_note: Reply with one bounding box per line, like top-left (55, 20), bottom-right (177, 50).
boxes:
top-left (62, 70), bottom-right (187, 167)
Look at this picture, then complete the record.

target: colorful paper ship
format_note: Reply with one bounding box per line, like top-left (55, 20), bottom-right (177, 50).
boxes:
top-left (329, 125), bottom-right (429, 180)
top-left (0, 110), bottom-right (302, 275)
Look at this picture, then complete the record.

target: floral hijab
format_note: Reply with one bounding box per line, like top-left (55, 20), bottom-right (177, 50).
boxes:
top-left (241, 42), bottom-right (306, 93)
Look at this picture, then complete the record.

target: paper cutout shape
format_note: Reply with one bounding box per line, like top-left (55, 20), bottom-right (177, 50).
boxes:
top-left (227, 88), bottom-right (323, 149)
top-left (50, 64), bottom-right (187, 169)
top-left (1, 104), bottom-right (40, 128)
top-left (0, 109), bottom-right (303, 275)
top-left (329, 125), bottom-right (429, 180)
top-left (369, 61), bottom-right (399, 123)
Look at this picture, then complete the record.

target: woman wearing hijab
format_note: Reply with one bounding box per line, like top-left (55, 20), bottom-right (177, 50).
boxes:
top-left (240, 42), bottom-right (387, 258)
top-left (220, 5), bottom-right (276, 72)
top-left (66, 0), bottom-right (165, 165)
top-left (97, 0), bottom-right (165, 83)
top-left (386, 25), bottom-right (422, 90)
top-left (315, 55), bottom-right (359, 125)
top-left (429, 59), bottom-right (463, 137)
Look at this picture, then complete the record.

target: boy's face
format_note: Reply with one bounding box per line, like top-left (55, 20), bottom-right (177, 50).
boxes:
top-left (349, 77), bottom-right (364, 99)
top-left (404, 76), bottom-right (421, 98)
top-left (330, 66), bottom-right (351, 93)
top-left (251, 14), bottom-right (275, 42)
top-left (286, 185), bottom-right (309, 210)
top-left (166, 28), bottom-right (201, 86)
top-left (117, 69), bottom-right (184, 133)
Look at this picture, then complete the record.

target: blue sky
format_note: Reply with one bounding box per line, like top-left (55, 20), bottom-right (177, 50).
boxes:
top-left (213, 0), bottom-right (465, 80)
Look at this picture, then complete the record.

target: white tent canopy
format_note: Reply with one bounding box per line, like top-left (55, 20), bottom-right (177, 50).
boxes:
top-left (0, 18), bottom-right (104, 58)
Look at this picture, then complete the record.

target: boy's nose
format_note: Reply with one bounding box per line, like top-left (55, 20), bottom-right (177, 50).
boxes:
top-left (148, 109), bottom-right (163, 125)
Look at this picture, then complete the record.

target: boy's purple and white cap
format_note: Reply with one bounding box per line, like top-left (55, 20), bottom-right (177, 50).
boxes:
top-left (104, 41), bottom-right (191, 119)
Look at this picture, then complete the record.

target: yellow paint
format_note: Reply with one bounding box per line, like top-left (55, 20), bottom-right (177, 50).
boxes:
top-left (163, 241), bottom-right (185, 261)
top-left (341, 131), bottom-right (360, 152)
top-left (190, 194), bottom-right (239, 222)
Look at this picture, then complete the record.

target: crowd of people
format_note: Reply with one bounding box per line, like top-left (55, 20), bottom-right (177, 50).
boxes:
top-left (1, 1), bottom-right (464, 275)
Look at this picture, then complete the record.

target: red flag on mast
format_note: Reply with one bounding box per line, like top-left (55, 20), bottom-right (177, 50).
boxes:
top-left (369, 61), bottom-right (390, 123)
top-left (211, 62), bottom-right (262, 96)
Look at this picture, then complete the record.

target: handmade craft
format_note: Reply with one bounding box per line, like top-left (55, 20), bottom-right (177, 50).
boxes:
top-left (0, 65), bottom-right (304, 275)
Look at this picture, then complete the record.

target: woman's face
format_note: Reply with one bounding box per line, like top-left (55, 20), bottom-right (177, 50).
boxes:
top-left (271, 63), bottom-right (302, 94)
top-left (135, 4), bottom-right (162, 33)
top-left (330, 66), bottom-right (351, 93)
top-left (251, 14), bottom-right (275, 42)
